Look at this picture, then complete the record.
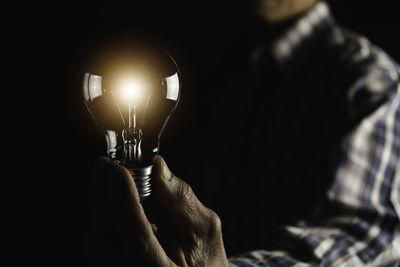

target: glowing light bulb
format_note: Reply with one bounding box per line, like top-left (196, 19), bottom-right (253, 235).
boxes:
top-left (83, 43), bottom-right (181, 201)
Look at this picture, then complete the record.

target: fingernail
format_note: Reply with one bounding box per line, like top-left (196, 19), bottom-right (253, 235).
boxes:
top-left (158, 157), bottom-right (173, 182)
top-left (164, 164), bottom-right (173, 182)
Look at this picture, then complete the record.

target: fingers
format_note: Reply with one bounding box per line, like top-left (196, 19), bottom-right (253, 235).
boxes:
top-left (91, 157), bottom-right (176, 267)
top-left (152, 156), bottom-right (217, 232)
top-left (152, 156), bottom-right (228, 266)
top-left (168, 239), bottom-right (188, 267)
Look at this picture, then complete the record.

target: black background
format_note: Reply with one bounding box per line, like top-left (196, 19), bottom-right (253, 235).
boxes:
top-left (7, 0), bottom-right (400, 265)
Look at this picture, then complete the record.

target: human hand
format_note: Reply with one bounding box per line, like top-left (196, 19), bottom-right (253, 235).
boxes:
top-left (87, 156), bottom-right (228, 267)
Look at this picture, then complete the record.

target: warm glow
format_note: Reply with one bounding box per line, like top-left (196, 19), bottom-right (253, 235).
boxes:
top-left (120, 77), bottom-right (144, 102)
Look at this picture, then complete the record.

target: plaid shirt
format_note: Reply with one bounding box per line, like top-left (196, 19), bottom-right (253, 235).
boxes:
top-left (229, 2), bottom-right (400, 266)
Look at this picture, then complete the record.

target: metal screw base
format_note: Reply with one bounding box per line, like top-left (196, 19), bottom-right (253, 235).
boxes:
top-left (128, 165), bottom-right (153, 202)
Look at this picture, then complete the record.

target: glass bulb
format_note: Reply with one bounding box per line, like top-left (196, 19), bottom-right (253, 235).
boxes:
top-left (83, 43), bottom-right (181, 201)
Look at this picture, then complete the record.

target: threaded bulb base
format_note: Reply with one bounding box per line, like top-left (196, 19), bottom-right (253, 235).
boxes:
top-left (128, 165), bottom-right (152, 202)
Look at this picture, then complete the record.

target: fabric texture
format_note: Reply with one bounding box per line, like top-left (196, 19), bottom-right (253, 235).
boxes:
top-left (228, 2), bottom-right (400, 266)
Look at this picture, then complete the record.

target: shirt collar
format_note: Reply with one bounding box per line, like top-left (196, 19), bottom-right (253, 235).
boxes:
top-left (271, 1), bottom-right (334, 65)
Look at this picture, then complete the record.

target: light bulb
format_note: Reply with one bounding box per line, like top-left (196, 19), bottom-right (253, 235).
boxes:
top-left (83, 43), bottom-right (181, 201)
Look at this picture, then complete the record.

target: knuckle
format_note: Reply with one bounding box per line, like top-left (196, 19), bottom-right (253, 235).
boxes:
top-left (176, 179), bottom-right (195, 202)
top-left (206, 208), bottom-right (222, 232)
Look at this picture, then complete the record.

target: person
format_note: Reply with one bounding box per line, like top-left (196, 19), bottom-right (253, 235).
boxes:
top-left (86, 0), bottom-right (400, 266)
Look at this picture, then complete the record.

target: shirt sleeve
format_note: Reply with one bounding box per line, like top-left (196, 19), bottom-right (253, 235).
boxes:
top-left (228, 41), bottom-right (400, 267)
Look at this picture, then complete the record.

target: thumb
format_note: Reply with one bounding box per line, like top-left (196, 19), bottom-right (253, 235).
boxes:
top-left (152, 156), bottom-right (209, 229)
top-left (152, 157), bottom-right (228, 267)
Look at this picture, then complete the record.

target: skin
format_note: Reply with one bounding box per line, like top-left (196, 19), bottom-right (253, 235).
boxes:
top-left (256, 0), bottom-right (319, 23)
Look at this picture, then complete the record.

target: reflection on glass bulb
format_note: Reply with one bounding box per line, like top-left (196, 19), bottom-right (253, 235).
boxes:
top-left (83, 43), bottom-right (181, 201)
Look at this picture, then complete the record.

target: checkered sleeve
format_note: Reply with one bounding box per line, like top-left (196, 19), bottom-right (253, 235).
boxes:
top-left (228, 40), bottom-right (400, 267)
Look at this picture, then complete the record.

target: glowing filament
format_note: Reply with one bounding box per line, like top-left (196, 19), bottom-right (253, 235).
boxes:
top-left (120, 77), bottom-right (143, 102)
